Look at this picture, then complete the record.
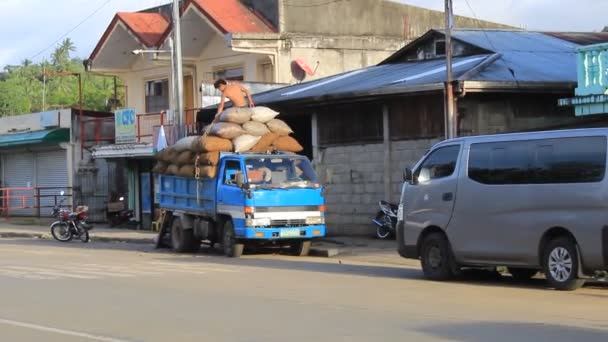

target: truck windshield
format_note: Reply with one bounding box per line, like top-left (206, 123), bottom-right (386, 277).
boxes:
top-left (245, 156), bottom-right (319, 189)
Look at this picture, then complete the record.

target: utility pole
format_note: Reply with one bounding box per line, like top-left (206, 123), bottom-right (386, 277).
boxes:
top-left (444, 0), bottom-right (457, 139)
top-left (168, 37), bottom-right (178, 127)
top-left (172, 0), bottom-right (185, 138)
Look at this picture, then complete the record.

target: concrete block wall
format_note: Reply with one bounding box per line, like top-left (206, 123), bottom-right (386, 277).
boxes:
top-left (318, 138), bottom-right (439, 236)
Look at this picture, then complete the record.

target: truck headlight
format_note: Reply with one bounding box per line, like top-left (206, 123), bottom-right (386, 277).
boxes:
top-left (305, 216), bottom-right (325, 225)
top-left (246, 218), bottom-right (271, 227)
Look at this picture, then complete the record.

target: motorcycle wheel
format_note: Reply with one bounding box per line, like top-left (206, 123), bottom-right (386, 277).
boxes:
top-left (375, 212), bottom-right (391, 239)
top-left (78, 228), bottom-right (90, 243)
top-left (51, 222), bottom-right (73, 242)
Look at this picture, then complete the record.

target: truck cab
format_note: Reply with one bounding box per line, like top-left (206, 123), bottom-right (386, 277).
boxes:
top-left (157, 153), bottom-right (326, 257)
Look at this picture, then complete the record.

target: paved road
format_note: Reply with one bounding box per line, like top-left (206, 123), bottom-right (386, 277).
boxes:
top-left (0, 238), bottom-right (606, 342)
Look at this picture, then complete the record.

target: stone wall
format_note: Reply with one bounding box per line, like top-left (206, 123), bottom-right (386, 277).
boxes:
top-left (318, 138), bottom-right (439, 236)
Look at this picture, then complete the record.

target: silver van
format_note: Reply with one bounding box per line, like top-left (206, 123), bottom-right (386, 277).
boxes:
top-left (397, 128), bottom-right (608, 290)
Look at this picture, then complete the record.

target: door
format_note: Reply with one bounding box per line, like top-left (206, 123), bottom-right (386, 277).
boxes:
top-left (403, 144), bottom-right (462, 242)
top-left (216, 159), bottom-right (246, 227)
top-left (2, 152), bottom-right (36, 216)
top-left (35, 150), bottom-right (69, 216)
top-left (183, 75), bottom-right (194, 125)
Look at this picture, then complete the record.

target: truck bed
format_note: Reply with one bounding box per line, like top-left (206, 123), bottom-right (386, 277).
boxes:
top-left (157, 175), bottom-right (217, 216)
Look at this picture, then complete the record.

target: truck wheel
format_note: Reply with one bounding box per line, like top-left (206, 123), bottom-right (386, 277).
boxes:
top-left (543, 237), bottom-right (585, 291)
top-left (289, 240), bottom-right (311, 256)
top-left (222, 220), bottom-right (244, 258)
top-left (171, 217), bottom-right (200, 253)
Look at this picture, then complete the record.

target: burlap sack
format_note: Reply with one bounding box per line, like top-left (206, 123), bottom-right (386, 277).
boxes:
top-left (266, 119), bottom-right (293, 136)
top-left (161, 148), bottom-right (178, 163)
top-left (272, 136), bottom-right (304, 152)
top-left (210, 122), bottom-right (246, 139)
top-left (172, 136), bottom-right (199, 152)
top-left (154, 149), bottom-right (166, 161)
top-left (176, 150), bottom-right (194, 165)
top-left (166, 164), bottom-right (179, 175)
top-left (176, 165), bottom-right (196, 178)
top-left (251, 106), bottom-right (279, 123)
top-left (152, 161), bottom-right (168, 174)
top-left (249, 132), bottom-right (280, 152)
top-left (194, 136), bottom-right (233, 152)
top-left (199, 165), bottom-right (217, 178)
top-left (242, 121), bottom-right (270, 137)
top-left (233, 134), bottom-right (261, 153)
top-left (218, 107), bottom-right (252, 124)
top-left (198, 151), bottom-right (220, 166)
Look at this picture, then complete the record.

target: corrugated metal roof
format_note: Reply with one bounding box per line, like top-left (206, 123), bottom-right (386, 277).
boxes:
top-left (243, 29), bottom-right (582, 108)
top-left (0, 129), bottom-right (70, 148)
top-left (92, 143), bottom-right (153, 159)
top-left (544, 32), bottom-right (608, 46)
top-left (117, 12), bottom-right (170, 47)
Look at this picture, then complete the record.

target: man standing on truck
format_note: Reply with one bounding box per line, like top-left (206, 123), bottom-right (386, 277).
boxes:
top-left (214, 79), bottom-right (255, 118)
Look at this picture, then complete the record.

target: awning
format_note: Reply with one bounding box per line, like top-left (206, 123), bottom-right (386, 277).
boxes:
top-left (92, 143), bottom-right (154, 159)
top-left (0, 128), bottom-right (69, 148)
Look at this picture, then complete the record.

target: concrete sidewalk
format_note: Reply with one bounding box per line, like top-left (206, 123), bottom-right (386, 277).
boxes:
top-left (0, 219), bottom-right (404, 261)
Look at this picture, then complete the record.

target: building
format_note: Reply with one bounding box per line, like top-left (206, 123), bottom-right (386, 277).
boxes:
top-left (0, 109), bottom-right (115, 221)
top-left (87, 0), bottom-right (508, 230)
top-left (204, 29), bottom-right (608, 235)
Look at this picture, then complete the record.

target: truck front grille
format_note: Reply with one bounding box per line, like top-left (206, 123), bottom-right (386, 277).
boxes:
top-left (271, 219), bottom-right (306, 227)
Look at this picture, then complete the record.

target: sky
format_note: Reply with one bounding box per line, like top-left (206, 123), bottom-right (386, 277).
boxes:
top-left (0, 0), bottom-right (606, 68)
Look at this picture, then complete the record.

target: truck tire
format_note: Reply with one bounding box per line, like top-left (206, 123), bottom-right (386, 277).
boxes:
top-left (222, 220), bottom-right (244, 258)
top-left (171, 217), bottom-right (200, 253)
top-left (289, 240), bottom-right (311, 256)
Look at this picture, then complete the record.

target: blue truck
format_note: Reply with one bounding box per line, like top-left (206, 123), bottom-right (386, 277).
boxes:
top-left (156, 152), bottom-right (326, 257)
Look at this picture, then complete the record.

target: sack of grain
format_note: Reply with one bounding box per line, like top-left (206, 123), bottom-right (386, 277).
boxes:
top-left (272, 136), bottom-right (304, 153)
top-left (176, 150), bottom-right (194, 165)
top-left (218, 107), bottom-right (252, 124)
top-left (233, 134), bottom-right (262, 153)
top-left (198, 151), bottom-right (220, 166)
top-left (193, 136), bottom-right (233, 152)
top-left (154, 149), bottom-right (166, 161)
top-left (161, 148), bottom-right (178, 163)
top-left (266, 119), bottom-right (293, 136)
top-left (199, 165), bottom-right (217, 178)
top-left (210, 122), bottom-right (246, 139)
top-left (242, 121), bottom-right (270, 136)
top-left (172, 136), bottom-right (199, 152)
top-left (177, 165), bottom-right (195, 178)
top-left (166, 164), bottom-right (179, 175)
top-left (152, 161), bottom-right (168, 174)
top-left (249, 132), bottom-right (280, 152)
top-left (251, 106), bottom-right (279, 123)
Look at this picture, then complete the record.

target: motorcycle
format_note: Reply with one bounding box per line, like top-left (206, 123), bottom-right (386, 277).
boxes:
top-left (107, 196), bottom-right (136, 228)
top-left (50, 191), bottom-right (93, 243)
top-left (372, 200), bottom-right (398, 239)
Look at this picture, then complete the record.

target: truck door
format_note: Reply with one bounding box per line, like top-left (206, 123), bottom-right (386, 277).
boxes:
top-left (217, 159), bottom-right (246, 225)
top-left (403, 144), bottom-right (462, 239)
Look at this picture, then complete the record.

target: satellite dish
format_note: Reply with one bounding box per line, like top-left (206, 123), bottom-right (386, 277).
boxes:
top-left (291, 58), bottom-right (317, 82)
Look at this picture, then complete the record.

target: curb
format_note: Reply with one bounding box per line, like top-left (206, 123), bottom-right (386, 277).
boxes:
top-left (0, 231), bottom-right (154, 245)
top-left (0, 232), bottom-right (45, 239)
top-left (309, 247), bottom-right (343, 257)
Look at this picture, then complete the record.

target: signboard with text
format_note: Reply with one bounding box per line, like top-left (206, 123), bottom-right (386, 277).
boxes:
top-left (114, 108), bottom-right (136, 144)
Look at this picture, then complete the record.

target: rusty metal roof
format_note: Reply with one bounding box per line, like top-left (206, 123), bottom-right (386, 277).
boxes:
top-left (189, 0), bottom-right (275, 34)
top-left (116, 12), bottom-right (170, 47)
top-left (544, 32), bottom-right (608, 46)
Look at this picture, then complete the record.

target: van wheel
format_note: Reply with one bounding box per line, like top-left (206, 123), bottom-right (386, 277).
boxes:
top-left (508, 268), bottom-right (538, 281)
top-left (171, 218), bottom-right (200, 253)
top-left (543, 237), bottom-right (585, 291)
top-left (222, 220), bottom-right (244, 258)
top-left (420, 233), bottom-right (456, 281)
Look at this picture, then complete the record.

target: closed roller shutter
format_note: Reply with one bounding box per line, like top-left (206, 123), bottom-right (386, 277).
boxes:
top-left (35, 150), bottom-right (69, 216)
top-left (2, 153), bottom-right (35, 216)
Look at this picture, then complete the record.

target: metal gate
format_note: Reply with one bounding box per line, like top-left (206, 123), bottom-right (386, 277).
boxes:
top-left (2, 153), bottom-right (35, 215)
top-left (35, 150), bottom-right (69, 216)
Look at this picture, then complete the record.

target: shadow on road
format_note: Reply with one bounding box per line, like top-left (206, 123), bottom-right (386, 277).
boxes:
top-left (416, 321), bottom-right (608, 342)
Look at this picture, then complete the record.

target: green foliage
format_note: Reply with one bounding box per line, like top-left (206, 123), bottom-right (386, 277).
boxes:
top-left (0, 38), bottom-right (122, 117)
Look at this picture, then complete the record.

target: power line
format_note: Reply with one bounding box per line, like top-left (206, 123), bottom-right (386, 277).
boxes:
top-left (29, 0), bottom-right (114, 61)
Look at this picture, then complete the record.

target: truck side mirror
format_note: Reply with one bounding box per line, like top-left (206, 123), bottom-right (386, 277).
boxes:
top-left (235, 172), bottom-right (245, 188)
top-left (403, 167), bottom-right (413, 183)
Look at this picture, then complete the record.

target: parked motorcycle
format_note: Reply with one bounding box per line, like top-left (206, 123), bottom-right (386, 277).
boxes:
top-left (107, 196), bottom-right (136, 227)
top-left (372, 200), bottom-right (398, 239)
top-left (50, 191), bottom-right (93, 243)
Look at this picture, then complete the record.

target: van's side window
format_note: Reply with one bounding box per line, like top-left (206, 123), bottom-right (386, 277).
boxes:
top-left (414, 145), bottom-right (460, 183)
top-left (468, 136), bottom-right (607, 184)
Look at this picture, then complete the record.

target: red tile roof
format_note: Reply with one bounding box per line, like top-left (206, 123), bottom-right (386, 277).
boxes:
top-left (188, 0), bottom-right (275, 34)
top-left (89, 12), bottom-right (169, 62)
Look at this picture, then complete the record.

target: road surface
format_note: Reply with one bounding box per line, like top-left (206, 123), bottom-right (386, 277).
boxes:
top-left (0, 238), bottom-right (606, 341)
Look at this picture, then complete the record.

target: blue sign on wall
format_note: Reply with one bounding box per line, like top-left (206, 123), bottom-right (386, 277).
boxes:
top-left (114, 108), bottom-right (136, 144)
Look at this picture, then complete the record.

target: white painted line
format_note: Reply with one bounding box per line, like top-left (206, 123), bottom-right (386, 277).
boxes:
top-left (4, 266), bottom-right (98, 280)
top-left (0, 317), bottom-right (133, 342)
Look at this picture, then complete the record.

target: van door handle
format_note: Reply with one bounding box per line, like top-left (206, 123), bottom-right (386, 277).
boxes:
top-left (442, 192), bottom-right (453, 201)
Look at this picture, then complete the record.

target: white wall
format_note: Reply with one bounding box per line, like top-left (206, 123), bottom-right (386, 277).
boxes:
top-left (0, 109), bottom-right (72, 134)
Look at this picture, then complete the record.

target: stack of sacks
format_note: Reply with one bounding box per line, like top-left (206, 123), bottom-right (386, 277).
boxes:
top-left (151, 106), bottom-right (304, 179)
top-left (208, 106), bottom-right (304, 154)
